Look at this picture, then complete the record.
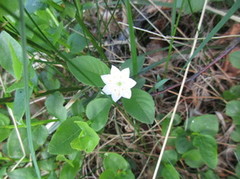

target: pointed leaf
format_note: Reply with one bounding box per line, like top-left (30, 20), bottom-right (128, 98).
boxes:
top-left (70, 121), bottom-right (100, 153)
top-left (67, 56), bottom-right (110, 87)
top-left (86, 98), bottom-right (112, 131)
top-left (122, 89), bottom-right (155, 124)
top-left (48, 116), bottom-right (83, 155)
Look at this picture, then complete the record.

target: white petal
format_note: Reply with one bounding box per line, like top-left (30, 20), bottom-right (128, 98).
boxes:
top-left (102, 85), bottom-right (112, 95)
top-left (111, 65), bottom-right (120, 75)
top-left (111, 92), bottom-right (122, 102)
top-left (101, 74), bottom-right (113, 84)
top-left (121, 88), bottom-right (132, 99)
top-left (125, 78), bottom-right (137, 88)
top-left (121, 68), bottom-right (130, 78)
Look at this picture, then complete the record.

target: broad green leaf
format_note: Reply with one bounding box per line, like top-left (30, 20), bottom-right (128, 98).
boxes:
top-left (236, 163), bottom-right (240, 178)
top-left (201, 170), bottom-right (220, 179)
top-left (162, 150), bottom-right (178, 165)
top-left (100, 169), bottom-right (135, 179)
top-left (223, 85), bottom-right (240, 100)
top-left (230, 126), bottom-right (240, 142)
top-left (122, 89), bottom-right (155, 124)
top-left (161, 164), bottom-right (179, 179)
top-left (25, 0), bottom-right (47, 13)
top-left (67, 56), bottom-right (110, 87)
top-left (0, 31), bottom-right (23, 79)
top-left (8, 167), bottom-right (37, 179)
top-left (182, 149), bottom-right (205, 168)
top-left (229, 51), bottom-right (240, 69)
top-left (86, 98), bottom-right (112, 131)
top-left (48, 116), bottom-right (83, 155)
top-left (175, 135), bottom-right (193, 154)
top-left (70, 121), bottom-right (100, 153)
top-left (67, 25), bottom-right (87, 54)
top-left (190, 114), bottom-right (219, 136)
top-left (13, 88), bottom-right (25, 122)
top-left (226, 100), bottom-right (240, 124)
top-left (45, 92), bottom-right (67, 121)
top-left (103, 153), bottom-right (130, 171)
top-left (39, 66), bottom-right (60, 90)
top-left (39, 158), bottom-right (57, 171)
top-left (0, 113), bottom-right (11, 142)
top-left (193, 135), bottom-right (218, 169)
top-left (9, 42), bottom-right (22, 80)
top-left (101, 153), bottom-right (135, 179)
top-left (0, 166), bottom-right (6, 179)
top-left (59, 152), bottom-right (83, 179)
top-left (0, 1), bottom-right (19, 17)
top-left (7, 125), bottom-right (48, 158)
top-left (180, 0), bottom-right (205, 14)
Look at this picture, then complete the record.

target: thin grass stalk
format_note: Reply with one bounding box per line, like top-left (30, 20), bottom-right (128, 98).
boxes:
top-left (152, 0), bottom-right (209, 178)
top-left (18, 0), bottom-right (41, 178)
top-left (125, 0), bottom-right (138, 76)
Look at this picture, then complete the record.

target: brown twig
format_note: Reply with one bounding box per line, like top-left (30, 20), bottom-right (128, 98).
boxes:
top-left (152, 37), bottom-right (240, 96)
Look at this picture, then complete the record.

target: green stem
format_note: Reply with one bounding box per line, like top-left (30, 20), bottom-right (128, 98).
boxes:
top-left (18, 0), bottom-right (41, 178)
top-left (125, 0), bottom-right (138, 76)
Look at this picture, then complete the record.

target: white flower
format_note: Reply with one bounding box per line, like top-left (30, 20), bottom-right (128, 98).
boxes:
top-left (101, 66), bottom-right (137, 102)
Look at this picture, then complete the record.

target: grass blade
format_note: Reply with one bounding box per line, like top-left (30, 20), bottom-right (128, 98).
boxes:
top-left (18, 0), bottom-right (41, 178)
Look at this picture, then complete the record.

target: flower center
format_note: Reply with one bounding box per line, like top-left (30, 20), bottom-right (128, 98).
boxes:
top-left (117, 81), bottom-right (122, 86)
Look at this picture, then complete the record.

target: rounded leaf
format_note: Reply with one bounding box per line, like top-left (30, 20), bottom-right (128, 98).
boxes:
top-left (122, 89), bottom-right (155, 124)
top-left (229, 51), bottom-right (240, 69)
top-left (67, 56), bottom-right (110, 87)
top-left (190, 114), bottom-right (219, 136)
top-left (86, 98), bottom-right (112, 131)
top-left (182, 149), bottom-right (205, 168)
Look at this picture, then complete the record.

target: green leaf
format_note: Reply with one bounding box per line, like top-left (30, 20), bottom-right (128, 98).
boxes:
top-left (229, 51), bottom-right (240, 69)
top-left (190, 114), bottom-right (219, 136)
top-left (175, 135), bottom-right (193, 154)
top-left (67, 25), bottom-right (87, 54)
top-left (7, 125), bottom-right (48, 158)
top-left (59, 152), bottom-right (83, 179)
top-left (45, 92), bottom-right (67, 121)
top-left (25, 0), bottom-right (47, 13)
top-left (103, 153), bottom-right (130, 171)
top-left (67, 56), bottom-right (110, 87)
top-left (70, 121), bottom-right (100, 153)
top-left (0, 113), bottom-right (11, 142)
top-left (39, 66), bottom-right (60, 90)
top-left (100, 169), bottom-right (135, 179)
top-left (161, 164), bottom-right (179, 179)
top-left (201, 170), bottom-right (220, 179)
top-left (0, 166), bottom-right (6, 179)
top-left (0, 31), bottom-right (23, 79)
top-left (182, 149), bottom-right (205, 168)
top-left (101, 153), bottom-right (135, 179)
top-left (0, 1), bottom-right (19, 17)
top-left (223, 85), bottom-right (240, 100)
top-left (39, 158), bottom-right (57, 171)
top-left (193, 135), bottom-right (218, 169)
top-left (86, 98), bottom-right (112, 131)
top-left (48, 116), bottom-right (83, 155)
top-left (122, 89), bottom-right (155, 124)
top-left (181, 0), bottom-right (205, 14)
top-left (162, 150), bottom-right (178, 165)
top-left (226, 100), bottom-right (240, 124)
top-left (8, 167), bottom-right (37, 179)
top-left (9, 42), bottom-right (23, 80)
top-left (230, 126), bottom-right (240, 142)
top-left (13, 88), bottom-right (26, 122)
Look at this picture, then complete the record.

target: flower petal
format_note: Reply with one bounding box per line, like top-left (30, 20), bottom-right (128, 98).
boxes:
top-left (110, 65), bottom-right (120, 75)
top-left (111, 92), bottom-right (122, 102)
top-left (125, 78), bottom-right (137, 88)
top-left (102, 85), bottom-right (112, 95)
top-left (121, 68), bottom-right (130, 78)
top-left (121, 88), bottom-right (132, 99)
top-left (101, 74), bottom-right (113, 84)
